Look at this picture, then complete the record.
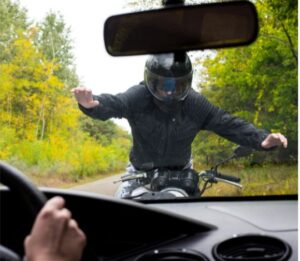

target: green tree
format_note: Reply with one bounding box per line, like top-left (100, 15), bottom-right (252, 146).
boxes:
top-left (192, 0), bottom-right (297, 164)
top-left (0, 0), bottom-right (27, 61)
top-left (34, 12), bottom-right (79, 89)
top-left (80, 116), bottom-right (130, 146)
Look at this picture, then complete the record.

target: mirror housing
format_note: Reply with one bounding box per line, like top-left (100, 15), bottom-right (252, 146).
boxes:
top-left (104, 1), bottom-right (258, 56)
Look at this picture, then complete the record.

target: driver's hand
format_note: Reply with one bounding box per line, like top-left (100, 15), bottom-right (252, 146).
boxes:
top-left (261, 133), bottom-right (288, 149)
top-left (71, 86), bottom-right (100, 109)
top-left (24, 196), bottom-right (86, 261)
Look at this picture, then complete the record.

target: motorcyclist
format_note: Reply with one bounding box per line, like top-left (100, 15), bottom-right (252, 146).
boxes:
top-left (72, 52), bottom-right (287, 193)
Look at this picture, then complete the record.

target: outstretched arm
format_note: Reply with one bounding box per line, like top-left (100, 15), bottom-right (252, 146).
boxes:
top-left (71, 84), bottom-right (150, 121)
top-left (203, 106), bottom-right (287, 150)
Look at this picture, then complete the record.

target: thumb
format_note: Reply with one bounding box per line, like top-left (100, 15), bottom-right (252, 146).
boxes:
top-left (91, 100), bottom-right (99, 106)
top-left (82, 99), bottom-right (99, 109)
top-left (261, 135), bottom-right (271, 148)
top-left (24, 235), bottom-right (31, 248)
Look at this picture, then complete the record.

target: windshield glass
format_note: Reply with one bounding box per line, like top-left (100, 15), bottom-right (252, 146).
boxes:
top-left (1, 0), bottom-right (297, 201)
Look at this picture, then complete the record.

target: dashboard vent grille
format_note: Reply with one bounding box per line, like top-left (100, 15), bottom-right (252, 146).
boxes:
top-left (213, 235), bottom-right (291, 261)
top-left (134, 248), bottom-right (209, 261)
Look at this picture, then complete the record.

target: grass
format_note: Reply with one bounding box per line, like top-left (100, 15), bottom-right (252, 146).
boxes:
top-left (28, 169), bottom-right (123, 188)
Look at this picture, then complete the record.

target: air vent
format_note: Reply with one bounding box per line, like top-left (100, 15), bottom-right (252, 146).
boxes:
top-left (213, 234), bottom-right (292, 261)
top-left (134, 248), bottom-right (209, 261)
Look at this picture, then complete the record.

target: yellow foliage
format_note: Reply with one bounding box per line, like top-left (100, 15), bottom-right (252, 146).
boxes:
top-left (1, 27), bottom-right (131, 181)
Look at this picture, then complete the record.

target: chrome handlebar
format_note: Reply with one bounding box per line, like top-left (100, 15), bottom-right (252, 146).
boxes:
top-left (113, 173), bottom-right (147, 184)
top-left (214, 177), bottom-right (243, 188)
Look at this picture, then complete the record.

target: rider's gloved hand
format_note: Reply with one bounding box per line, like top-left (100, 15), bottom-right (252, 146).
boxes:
top-left (71, 86), bottom-right (100, 109)
top-left (261, 133), bottom-right (288, 149)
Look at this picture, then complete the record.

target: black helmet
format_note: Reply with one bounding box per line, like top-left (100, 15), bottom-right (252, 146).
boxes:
top-left (144, 53), bottom-right (192, 102)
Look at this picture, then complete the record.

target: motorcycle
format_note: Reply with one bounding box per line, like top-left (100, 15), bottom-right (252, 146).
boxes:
top-left (114, 146), bottom-right (253, 200)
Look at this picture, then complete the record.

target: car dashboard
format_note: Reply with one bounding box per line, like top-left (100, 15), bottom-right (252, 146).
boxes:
top-left (0, 189), bottom-right (297, 261)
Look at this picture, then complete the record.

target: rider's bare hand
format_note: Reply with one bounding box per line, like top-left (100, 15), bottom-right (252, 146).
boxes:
top-left (71, 87), bottom-right (100, 109)
top-left (261, 133), bottom-right (288, 149)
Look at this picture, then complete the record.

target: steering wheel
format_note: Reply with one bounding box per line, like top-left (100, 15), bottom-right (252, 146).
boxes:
top-left (0, 161), bottom-right (47, 261)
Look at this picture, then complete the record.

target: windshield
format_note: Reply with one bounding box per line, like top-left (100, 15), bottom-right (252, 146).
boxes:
top-left (0, 0), bottom-right (297, 201)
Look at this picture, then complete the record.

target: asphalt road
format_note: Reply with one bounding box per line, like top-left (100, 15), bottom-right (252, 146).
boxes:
top-left (70, 174), bottom-right (123, 196)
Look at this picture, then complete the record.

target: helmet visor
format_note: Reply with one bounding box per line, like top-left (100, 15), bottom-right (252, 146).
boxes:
top-left (145, 69), bottom-right (192, 101)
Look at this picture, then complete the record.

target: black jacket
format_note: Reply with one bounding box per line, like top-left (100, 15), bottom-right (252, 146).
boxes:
top-left (79, 83), bottom-right (269, 170)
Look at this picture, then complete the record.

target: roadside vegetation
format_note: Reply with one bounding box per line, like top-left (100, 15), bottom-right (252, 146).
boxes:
top-left (196, 164), bottom-right (297, 197)
top-left (0, 0), bottom-right (131, 181)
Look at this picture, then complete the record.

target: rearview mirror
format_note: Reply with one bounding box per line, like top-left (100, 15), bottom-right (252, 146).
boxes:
top-left (104, 1), bottom-right (258, 56)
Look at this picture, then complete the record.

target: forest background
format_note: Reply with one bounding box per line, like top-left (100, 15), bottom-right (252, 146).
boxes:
top-left (0, 0), bottom-right (297, 194)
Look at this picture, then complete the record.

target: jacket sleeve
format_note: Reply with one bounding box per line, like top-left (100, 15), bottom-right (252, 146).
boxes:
top-left (199, 98), bottom-right (270, 151)
top-left (78, 85), bottom-right (147, 120)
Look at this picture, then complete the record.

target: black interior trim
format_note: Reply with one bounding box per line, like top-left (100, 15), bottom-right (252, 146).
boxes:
top-left (136, 194), bottom-right (297, 204)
